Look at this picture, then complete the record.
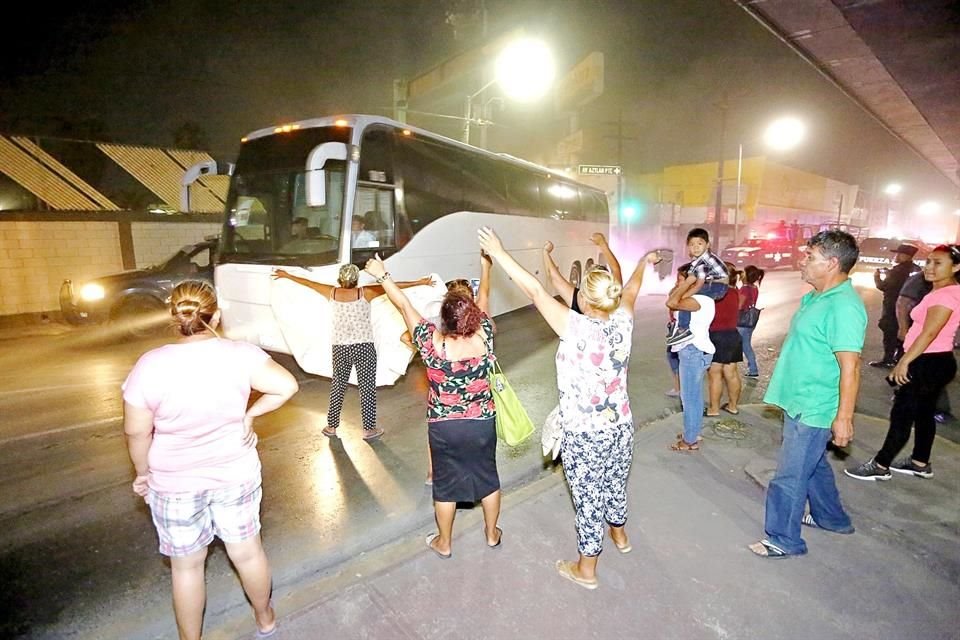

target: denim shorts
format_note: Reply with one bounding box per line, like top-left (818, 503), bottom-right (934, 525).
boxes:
top-left (147, 476), bottom-right (262, 557)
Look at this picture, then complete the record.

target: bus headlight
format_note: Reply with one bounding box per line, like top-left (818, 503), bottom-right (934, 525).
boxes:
top-left (79, 283), bottom-right (106, 302)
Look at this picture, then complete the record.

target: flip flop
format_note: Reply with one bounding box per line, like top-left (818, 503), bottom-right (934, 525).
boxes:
top-left (613, 538), bottom-right (632, 554)
top-left (425, 533), bottom-right (451, 559)
top-left (556, 560), bottom-right (598, 590)
top-left (321, 426), bottom-right (338, 438)
top-left (720, 403), bottom-right (740, 415)
top-left (703, 409), bottom-right (720, 417)
top-left (486, 526), bottom-right (503, 548)
top-left (670, 439), bottom-right (700, 452)
top-left (748, 539), bottom-right (791, 559)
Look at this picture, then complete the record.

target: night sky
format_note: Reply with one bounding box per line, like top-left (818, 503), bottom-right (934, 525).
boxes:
top-left (0, 0), bottom-right (955, 207)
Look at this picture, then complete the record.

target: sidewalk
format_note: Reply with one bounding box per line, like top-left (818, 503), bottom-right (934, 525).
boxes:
top-left (209, 405), bottom-right (960, 640)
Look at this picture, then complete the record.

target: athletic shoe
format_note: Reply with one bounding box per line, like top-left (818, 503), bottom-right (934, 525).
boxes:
top-left (666, 328), bottom-right (693, 346)
top-left (844, 459), bottom-right (892, 482)
top-left (744, 372), bottom-right (759, 378)
top-left (889, 457), bottom-right (933, 479)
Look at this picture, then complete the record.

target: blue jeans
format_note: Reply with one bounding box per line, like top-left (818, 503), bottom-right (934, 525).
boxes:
top-left (737, 326), bottom-right (758, 375)
top-left (764, 414), bottom-right (853, 555)
top-left (677, 281), bottom-right (728, 330)
top-left (678, 344), bottom-right (713, 443)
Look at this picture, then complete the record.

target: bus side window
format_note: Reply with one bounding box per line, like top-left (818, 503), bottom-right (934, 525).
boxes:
top-left (396, 134), bottom-right (464, 233)
top-left (504, 170), bottom-right (541, 217)
top-left (460, 154), bottom-right (509, 214)
top-left (353, 185), bottom-right (396, 249)
top-left (541, 178), bottom-right (582, 220)
top-left (580, 187), bottom-right (609, 223)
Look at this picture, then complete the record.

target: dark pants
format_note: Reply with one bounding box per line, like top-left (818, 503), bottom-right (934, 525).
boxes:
top-left (876, 352), bottom-right (957, 466)
top-left (878, 314), bottom-right (902, 363)
top-left (328, 342), bottom-right (378, 431)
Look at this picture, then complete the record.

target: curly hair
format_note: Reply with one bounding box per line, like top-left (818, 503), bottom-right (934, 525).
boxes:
top-left (170, 280), bottom-right (217, 336)
top-left (440, 290), bottom-right (484, 336)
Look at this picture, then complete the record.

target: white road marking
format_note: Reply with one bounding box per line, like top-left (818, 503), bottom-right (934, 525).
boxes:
top-left (0, 417), bottom-right (121, 446)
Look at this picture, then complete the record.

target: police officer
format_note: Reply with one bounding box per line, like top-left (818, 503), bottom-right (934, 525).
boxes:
top-left (870, 243), bottom-right (920, 367)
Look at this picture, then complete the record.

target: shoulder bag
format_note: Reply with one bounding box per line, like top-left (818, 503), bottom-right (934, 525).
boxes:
top-left (489, 359), bottom-right (535, 446)
top-left (737, 305), bottom-right (762, 329)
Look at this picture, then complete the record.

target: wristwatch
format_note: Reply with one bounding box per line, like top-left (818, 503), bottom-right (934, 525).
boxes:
top-left (376, 272), bottom-right (391, 283)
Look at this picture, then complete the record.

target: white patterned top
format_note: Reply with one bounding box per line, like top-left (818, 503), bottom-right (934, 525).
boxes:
top-left (331, 289), bottom-right (374, 345)
top-left (555, 308), bottom-right (633, 433)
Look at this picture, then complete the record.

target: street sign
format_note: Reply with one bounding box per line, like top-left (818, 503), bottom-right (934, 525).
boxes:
top-left (578, 164), bottom-right (622, 176)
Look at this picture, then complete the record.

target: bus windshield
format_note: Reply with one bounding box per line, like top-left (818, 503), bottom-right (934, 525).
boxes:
top-left (220, 126), bottom-right (351, 266)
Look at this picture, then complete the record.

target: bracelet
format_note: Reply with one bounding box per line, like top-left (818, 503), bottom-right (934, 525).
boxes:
top-left (376, 272), bottom-right (391, 283)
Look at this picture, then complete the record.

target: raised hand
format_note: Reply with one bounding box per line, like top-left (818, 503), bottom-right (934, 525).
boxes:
top-left (272, 269), bottom-right (290, 280)
top-left (478, 227), bottom-right (505, 258)
top-left (364, 253), bottom-right (386, 279)
top-left (590, 232), bottom-right (607, 247)
top-left (543, 240), bottom-right (555, 253)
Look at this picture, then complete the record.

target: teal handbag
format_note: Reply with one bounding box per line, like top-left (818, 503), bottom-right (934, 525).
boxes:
top-left (489, 359), bottom-right (535, 446)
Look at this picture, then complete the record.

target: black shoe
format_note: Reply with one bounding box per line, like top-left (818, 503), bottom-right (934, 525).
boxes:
top-left (868, 360), bottom-right (895, 368)
top-left (889, 457), bottom-right (933, 479)
top-left (666, 328), bottom-right (693, 346)
top-left (844, 459), bottom-right (892, 481)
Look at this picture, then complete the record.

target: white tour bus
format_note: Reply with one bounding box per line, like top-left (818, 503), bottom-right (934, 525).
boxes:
top-left (203, 115), bottom-right (610, 381)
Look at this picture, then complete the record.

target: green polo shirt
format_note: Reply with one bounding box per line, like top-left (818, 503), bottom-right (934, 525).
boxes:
top-left (764, 279), bottom-right (866, 428)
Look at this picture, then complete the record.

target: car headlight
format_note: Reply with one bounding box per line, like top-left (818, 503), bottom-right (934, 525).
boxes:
top-left (79, 283), bottom-right (106, 302)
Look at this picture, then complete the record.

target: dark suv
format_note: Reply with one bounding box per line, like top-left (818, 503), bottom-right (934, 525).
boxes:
top-left (60, 237), bottom-right (217, 336)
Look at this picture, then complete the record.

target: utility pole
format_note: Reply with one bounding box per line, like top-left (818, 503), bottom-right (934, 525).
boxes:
top-left (713, 93), bottom-right (729, 248)
top-left (602, 110), bottom-right (637, 242)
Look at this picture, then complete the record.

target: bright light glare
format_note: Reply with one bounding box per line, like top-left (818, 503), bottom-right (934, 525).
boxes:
top-left (884, 183), bottom-right (902, 196)
top-left (763, 117), bottom-right (806, 151)
top-left (917, 201), bottom-right (941, 216)
top-left (495, 38), bottom-right (555, 103)
top-left (547, 184), bottom-right (576, 199)
top-left (80, 283), bottom-right (105, 301)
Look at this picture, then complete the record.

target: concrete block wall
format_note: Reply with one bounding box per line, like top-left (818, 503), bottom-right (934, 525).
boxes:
top-left (131, 221), bottom-right (221, 269)
top-left (0, 221), bottom-right (123, 316)
top-left (0, 216), bottom-right (221, 317)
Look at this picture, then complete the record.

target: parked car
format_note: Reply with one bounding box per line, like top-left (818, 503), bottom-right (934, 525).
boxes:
top-left (60, 237), bottom-right (217, 337)
top-left (720, 236), bottom-right (802, 270)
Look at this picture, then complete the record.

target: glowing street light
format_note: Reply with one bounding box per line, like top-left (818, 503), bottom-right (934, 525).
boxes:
top-left (763, 116), bottom-right (806, 151)
top-left (884, 182), bottom-right (903, 196)
top-left (917, 201), bottom-right (941, 216)
top-left (463, 37), bottom-right (555, 145)
top-left (731, 116), bottom-right (807, 242)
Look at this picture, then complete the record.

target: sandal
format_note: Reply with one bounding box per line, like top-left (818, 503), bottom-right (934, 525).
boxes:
top-left (322, 426), bottom-right (338, 438)
top-left (362, 427), bottom-right (385, 442)
top-left (556, 560), bottom-right (598, 590)
top-left (675, 433), bottom-right (704, 442)
top-left (613, 537), bottom-right (632, 554)
top-left (425, 533), bottom-right (451, 559)
top-left (486, 526), bottom-right (503, 548)
top-left (670, 439), bottom-right (700, 452)
top-left (748, 539), bottom-right (791, 559)
top-left (720, 403), bottom-right (740, 415)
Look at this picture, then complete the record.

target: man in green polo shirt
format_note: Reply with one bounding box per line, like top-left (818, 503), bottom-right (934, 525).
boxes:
top-left (749, 230), bottom-right (866, 558)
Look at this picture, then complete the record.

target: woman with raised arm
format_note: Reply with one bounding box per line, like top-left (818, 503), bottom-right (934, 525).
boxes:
top-left (364, 254), bottom-right (502, 558)
top-left (542, 232), bottom-right (623, 313)
top-left (273, 265), bottom-right (430, 441)
top-left (479, 226), bottom-right (660, 590)
top-left (123, 281), bottom-right (299, 640)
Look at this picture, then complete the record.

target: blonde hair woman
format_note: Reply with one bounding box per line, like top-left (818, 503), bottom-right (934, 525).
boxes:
top-left (273, 265), bottom-right (430, 441)
top-left (123, 281), bottom-right (299, 639)
top-left (479, 227), bottom-right (660, 590)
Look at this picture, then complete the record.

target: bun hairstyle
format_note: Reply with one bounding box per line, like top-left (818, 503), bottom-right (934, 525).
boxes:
top-left (580, 266), bottom-right (622, 313)
top-left (725, 261), bottom-right (740, 287)
top-left (440, 290), bottom-right (484, 337)
top-left (338, 263), bottom-right (360, 288)
top-left (170, 280), bottom-right (218, 336)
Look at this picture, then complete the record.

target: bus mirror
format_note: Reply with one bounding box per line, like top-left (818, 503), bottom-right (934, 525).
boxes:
top-left (306, 142), bottom-right (347, 207)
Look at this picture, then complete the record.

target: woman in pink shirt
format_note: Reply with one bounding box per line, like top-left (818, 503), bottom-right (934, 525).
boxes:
top-left (123, 281), bottom-right (298, 639)
top-left (846, 245), bottom-right (960, 481)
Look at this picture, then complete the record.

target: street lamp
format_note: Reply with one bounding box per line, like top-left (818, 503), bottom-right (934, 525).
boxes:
top-left (884, 182), bottom-right (903, 196)
top-left (917, 200), bottom-right (941, 216)
top-left (882, 182), bottom-right (903, 235)
top-left (731, 116), bottom-right (807, 243)
top-left (462, 37), bottom-right (555, 145)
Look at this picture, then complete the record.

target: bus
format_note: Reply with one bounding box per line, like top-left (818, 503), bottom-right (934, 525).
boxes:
top-left (198, 115), bottom-right (610, 382)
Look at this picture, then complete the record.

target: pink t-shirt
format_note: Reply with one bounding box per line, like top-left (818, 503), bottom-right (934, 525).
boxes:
top-left (904, 284), bottom-right (960, 353)
top-left (122, 338), bottom-right (270, 493)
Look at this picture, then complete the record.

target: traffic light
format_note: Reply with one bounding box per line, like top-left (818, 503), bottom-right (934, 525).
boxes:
top-left (620, 199), bottom-right (642, 221)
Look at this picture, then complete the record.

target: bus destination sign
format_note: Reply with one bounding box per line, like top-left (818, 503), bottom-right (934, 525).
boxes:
top-left (578, 164), bottom-right (622, 176)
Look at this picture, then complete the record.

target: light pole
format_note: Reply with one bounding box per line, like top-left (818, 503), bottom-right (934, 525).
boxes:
top-left (730, 116), bottom-right (806, 244)
top-left (462, 37), bottom-right (555, 146)
top-left (883, 182), bottom-right (902, 235)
